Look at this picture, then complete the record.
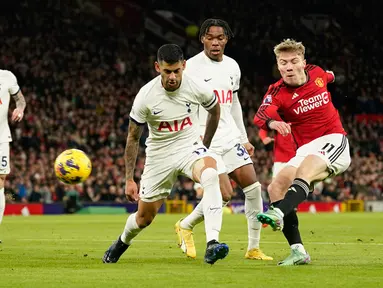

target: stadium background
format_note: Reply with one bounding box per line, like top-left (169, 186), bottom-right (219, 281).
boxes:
top-left (1, 0), bottom-right (382, 216)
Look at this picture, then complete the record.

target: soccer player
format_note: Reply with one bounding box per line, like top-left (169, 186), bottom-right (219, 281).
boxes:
top-left (253, 39), bottom-right (351, 265)
top-left (0, 70), bottom-right (26, 242)
top-left (175, 19), bottom-right (272, 261)
top-left (103, 44), bottom-right (229, 265)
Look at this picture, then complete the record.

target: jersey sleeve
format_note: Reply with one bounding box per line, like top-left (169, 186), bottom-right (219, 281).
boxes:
top-left (231, 91), bottom-right (248, 143)
top-left (193, 79), bottom-right (218, 111)
top-left (129, 90), bottom-right (148, 125)
top-left (233, 62), bottom-right (241, 92)
top-left (7, 71), bottom-right (20, 95)
top-left (325, 70), bottom-right (335, 83)
top-left (258, 129), bottom-right (268, 141)
top-left (253, 85), bottom-right (283, 130)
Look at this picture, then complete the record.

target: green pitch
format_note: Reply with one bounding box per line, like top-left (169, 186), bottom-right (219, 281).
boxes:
top-left (0, 213), bottom-right (382, 288)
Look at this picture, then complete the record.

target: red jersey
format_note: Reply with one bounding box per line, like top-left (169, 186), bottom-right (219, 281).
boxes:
top-left (254, 65), bottom-right (346, 149)
top-left (259, 129), bottom-right (296, 163)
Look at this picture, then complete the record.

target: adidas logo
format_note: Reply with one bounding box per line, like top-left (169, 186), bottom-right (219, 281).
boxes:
top-left (292, 93), bottom-right (299, 99)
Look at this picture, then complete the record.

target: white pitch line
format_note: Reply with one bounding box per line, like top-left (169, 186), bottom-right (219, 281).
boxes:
top-left (16, 239), bottom-right (383, 246)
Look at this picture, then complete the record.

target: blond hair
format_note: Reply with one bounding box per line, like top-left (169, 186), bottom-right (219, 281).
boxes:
top-left (274, 39), bottom-right (305, 58)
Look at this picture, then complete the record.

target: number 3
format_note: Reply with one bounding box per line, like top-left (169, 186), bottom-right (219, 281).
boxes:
top-left (235, 144), bottom-right (248, 157)
top-left (1, 156), bottom-right (7, 167)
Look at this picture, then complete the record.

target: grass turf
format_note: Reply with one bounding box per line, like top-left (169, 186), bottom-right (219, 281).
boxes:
top-left (0, 213), bottom-right (382, 288)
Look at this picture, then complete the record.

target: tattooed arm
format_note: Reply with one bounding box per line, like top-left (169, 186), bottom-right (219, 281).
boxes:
top-left (125, 120), bottom-right (144, 180)
top-left (124, 120), bottom-right (144, 202)
top-left (11, 90), bottom-right (26, 122)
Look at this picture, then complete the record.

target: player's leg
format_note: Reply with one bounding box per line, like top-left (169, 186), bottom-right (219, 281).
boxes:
top-left (103, 199), bottom-right (164, 263)
top-left (178, 173), bottom-right (231, 229)
top-left (103, 159), bottom-right (173, 263)
top-left (228, 163), bottom-right (272, 260)
top-left (221, 143), bottom-right (271, 260)
top-left (265, 165), bottom-right (310, 265)
top-left (191, 156), bottom-right (229, 264)
top-left (0, 175), bottom-right (5, 232)
top-left (0, 143), bottom-right (11, 243)
top-left (176, 155), bottom-right (231, 258)
top-left (274, 135), bottom-right (351, 221)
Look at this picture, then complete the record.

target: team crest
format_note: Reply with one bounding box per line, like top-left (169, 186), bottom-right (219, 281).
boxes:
top-left (315, 77), bottom-right (324, 87)
top-left (263, 95), bottom-right (272, 104)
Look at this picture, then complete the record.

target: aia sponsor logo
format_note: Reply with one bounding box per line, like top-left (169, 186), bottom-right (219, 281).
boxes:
top-left (158, 117), bottom-right (192, 132)
top-left (214, 90), bottom-right (232, 104)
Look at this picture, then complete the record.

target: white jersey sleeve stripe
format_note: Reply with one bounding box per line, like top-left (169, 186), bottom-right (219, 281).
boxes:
top-left (10, 88), bottom-right (20, 96)
top-left (202, 93), bottom-right (218, 110)
top-left (129, 116), bottom-right (145, 126)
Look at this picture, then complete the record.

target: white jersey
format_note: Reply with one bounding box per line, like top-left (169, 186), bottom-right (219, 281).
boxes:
top-left (130, 73), bottom-right (217, 158)
top-left (0, 70), bottom-right (20, 143)
top-left (185, 52), bottom-right (245, 154)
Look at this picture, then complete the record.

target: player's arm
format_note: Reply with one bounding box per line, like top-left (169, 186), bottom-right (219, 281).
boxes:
top-left (231, 92), bottom-right (248, 144)
top-left (125, 120), bottom-right (144, 181)
top-left (203, 101), bottom-right (220, 148)
top-left (325, 70), bottom-right (335, 83)
top-left (125, 92), bottom-right (147, 202)
top-left (253, 88), bottom-right (291, 136)
top-left (258, 129), bottom-right (274, 145)
top-left (8, 71), bottom-right (26, 122)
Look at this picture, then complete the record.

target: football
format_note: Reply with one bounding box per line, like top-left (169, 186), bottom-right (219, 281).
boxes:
top-left (54, 149), bottom-right (92, 185)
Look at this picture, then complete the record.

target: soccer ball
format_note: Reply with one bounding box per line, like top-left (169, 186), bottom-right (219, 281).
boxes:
top-left (54, 149), bottom-right (92, 185)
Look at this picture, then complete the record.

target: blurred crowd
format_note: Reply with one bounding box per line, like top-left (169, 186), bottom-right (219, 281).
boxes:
top-left (1, 0), bottom-right (382, 205)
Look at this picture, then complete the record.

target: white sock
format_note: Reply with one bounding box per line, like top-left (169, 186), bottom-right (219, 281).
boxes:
top-left (243, 182), bottom-right (263, 250)
top-left (180, 200), bottom-right (204, 230)
top-left (120, 212), bottom-right (142, 245)
top-left (200, 168), bottom-right (223, 243)
top-left (180, 199), bottom-right (229, 230)
top-left (291, 243), bottom-right (306, 254)
top-left (0, 188), bottom-right (5, 225)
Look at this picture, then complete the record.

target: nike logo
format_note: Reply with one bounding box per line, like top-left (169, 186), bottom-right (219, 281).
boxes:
top-left (153, 110), bottom-right (163, 115)
top-left (288, 187), bottom-right (297, 193)
top-left (209, 207), bottom-right (221, 211)
top-left (204, 78), bottom-right (212, 82)
top-left (244, 157), bottom-right (249, 160)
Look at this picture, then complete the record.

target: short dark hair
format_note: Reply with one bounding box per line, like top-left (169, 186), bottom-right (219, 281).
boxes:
top-left (157, 44), bottom-right (184, 64)
top-left (199, 18), bottom-right (234, 41)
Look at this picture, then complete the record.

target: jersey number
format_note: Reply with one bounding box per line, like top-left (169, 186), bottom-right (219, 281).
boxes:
top-left (1, 156), bottom-right (7, 167)
top-left (235, 144), bottom-right (249, 157)
top-left (321, 143), bottom-right (335, 153)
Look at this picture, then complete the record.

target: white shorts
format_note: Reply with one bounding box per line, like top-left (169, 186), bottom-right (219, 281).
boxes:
top-left (0, 142), bottom-right (10, 175)
top-left (287, 133), bottom-right (351, 176)
top-left (272, 162), bottom-right (288, 178)
top-left (139, 142), bottom-right (216, 202)
top-left (214, 143), bottom-right (253, 175)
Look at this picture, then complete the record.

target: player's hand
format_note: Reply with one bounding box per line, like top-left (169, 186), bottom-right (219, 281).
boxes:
top-left (243, 142), bottom-right (254, 156)
top-left (125, 179), bottom-right (139, 202)
top-left (269, 121), bottom-right (291, 136)
top-left (11, 108), bottom-right (24, 122)
top-left (262, 136), bottom-right (274, 145)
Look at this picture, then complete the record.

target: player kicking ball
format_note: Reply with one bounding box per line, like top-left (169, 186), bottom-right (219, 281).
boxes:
top-left (103, 44), bottom-right (228, 265)
top-left (254, 39), bottom-right (351, 265)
